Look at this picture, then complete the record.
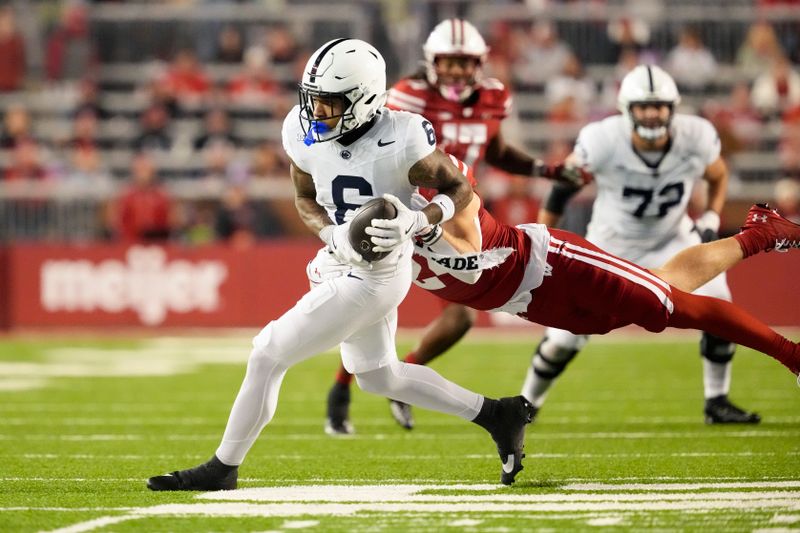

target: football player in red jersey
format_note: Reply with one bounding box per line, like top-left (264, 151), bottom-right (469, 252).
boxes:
top-left (324, 19), bottom-right (585, 434)
top-left (309, 159), bottom-right (800, 407)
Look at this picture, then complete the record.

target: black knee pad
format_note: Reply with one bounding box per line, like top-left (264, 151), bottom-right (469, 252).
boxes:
top-left (532, 336), bottom-right (580, 379)
top-left (700, 332), bottom-right (736, 363)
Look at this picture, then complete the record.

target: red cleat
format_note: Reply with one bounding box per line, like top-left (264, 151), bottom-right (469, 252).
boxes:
top-left (738, 203), bottom-right (800, 254)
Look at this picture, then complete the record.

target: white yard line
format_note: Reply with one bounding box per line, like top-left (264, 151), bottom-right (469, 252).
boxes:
top-left (3, 430), bottom-right (798, 442)
top-left (9, 451), bottom-right (800, 461)
top-left (565, 481), bottom-right (800, 491)
top-left (47, 515), bottom-right (138, 533)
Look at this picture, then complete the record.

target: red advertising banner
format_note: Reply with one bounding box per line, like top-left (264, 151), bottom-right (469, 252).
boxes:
top-left (1, 242), bottom-right (798, 330)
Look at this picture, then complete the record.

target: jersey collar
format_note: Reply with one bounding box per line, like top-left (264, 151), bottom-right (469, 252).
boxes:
top-left (337, 115), bottom-right (379, 147)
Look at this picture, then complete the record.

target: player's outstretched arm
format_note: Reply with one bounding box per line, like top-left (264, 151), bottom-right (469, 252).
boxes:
top-left (409, 149), bottom-right (473, 226)
top-left (486, 131), bottom-right (592, 187)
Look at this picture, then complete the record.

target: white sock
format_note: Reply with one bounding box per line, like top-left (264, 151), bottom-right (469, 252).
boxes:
top-left (521, 362), bottom-right (553, 408)
top-left (703, 359), bottom-right (731, 399)
top-left (355, 360), bottom-right (483, 420)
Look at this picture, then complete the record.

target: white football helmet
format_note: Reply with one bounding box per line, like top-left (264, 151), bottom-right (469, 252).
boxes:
top-left (617, 64), bottom-right (681, 141)
top-left (298, 38), bottom-right (387, 144)
top-left (423, 19), bottom-right (489, 102)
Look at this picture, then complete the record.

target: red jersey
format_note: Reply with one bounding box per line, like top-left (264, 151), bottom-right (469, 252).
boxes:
top-left (386, 77), bottom-right (511, 167)
top-left (412, 200), bottom-right (531, 311)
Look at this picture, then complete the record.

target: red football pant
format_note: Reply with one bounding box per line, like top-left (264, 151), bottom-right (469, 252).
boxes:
top-left (525, 230), bottom-right (798, 373)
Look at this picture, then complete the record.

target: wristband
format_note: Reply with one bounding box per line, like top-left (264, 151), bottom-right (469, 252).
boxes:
top-left (430, 194), bottom-right (456, 223)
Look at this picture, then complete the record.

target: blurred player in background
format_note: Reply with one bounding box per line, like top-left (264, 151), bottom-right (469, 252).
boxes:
top-left (522, 65), bottom-right (760, 424)
top-left (147, 38), bottom-right (537, 491)
top-left (325, 19), bottom-right (586, 434)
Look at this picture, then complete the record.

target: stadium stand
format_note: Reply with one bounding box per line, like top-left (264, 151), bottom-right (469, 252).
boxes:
top-left (0, 0), bottom-right (799, 242)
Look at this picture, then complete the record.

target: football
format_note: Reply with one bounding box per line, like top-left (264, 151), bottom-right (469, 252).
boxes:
top-left (348, 197), bottom-right (398, 262)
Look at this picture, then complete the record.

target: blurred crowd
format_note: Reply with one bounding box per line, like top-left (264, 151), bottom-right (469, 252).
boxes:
top-left (1, 0), bottom-right (800, 244)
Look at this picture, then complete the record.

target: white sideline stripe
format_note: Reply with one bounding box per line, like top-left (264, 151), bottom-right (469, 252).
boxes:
top-left (9, 415), bottom-right (800, 426)
top-left (5, 476), bottom-right (799, 483)
top-left (565, 482), bottom-right (800, 491)
top-left (4, 430), bottom-right (798, 441)
top-left (11, 451), bottom-right (800, 461)
top-left (201, 489), bottom-right (800, 503)
top-left (0, 507), bottom-right (137, 512)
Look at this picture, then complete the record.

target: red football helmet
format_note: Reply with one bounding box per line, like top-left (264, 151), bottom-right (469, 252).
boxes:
top-left (423, 19), bottom-right (489, 103)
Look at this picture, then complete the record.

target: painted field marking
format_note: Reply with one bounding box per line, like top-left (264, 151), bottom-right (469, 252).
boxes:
top-left (47, 484), bottom-right (800, 533)
top-left (564, 482), bottom-right (800, 491)
top-left (4, 430), bottom-right (799, 442)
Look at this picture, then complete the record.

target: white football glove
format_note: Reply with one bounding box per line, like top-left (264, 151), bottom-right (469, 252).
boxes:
top-left (695, 210), bottom-right (721, 243)
top-left (306, 247), bottom-right (352, 287)
top-left (366, 193), bottom-right (431, 253)
top-left (319, 222), bottom-right (370, 268)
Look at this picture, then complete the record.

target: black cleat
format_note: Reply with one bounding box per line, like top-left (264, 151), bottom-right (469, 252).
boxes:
top-left (484, 396), bottom-right (536, 485)
top-left (389, 399), bottom-right (414, 430)
top-left (704, 395), bottom-right (761, 424)
top-left (325, 382), bottom-right (354, 435)
top-left (147, 456), bottom-right (238, 491)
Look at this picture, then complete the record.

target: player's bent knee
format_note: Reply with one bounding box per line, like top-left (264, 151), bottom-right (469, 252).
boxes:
top-left (250, 322), bottom-right (292, 367)
top-left (533, 336), bottom-right (583, 379)
top-left (700, 332), bottom-right (736, 363)
top-left (354, 363), bottom-right (401, 396)
top-left (443, 304), bottom-right (478, 330)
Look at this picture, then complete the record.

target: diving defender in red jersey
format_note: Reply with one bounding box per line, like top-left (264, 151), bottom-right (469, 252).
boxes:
top-left (309, 158), bottom-right (800, 393)
top-left (324, 19), bottom-right (586, 435)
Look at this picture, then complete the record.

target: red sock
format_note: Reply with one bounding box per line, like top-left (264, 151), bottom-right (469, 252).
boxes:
top-left (668, 287), bottom-right (799, 374)
top-left (404, 351), bottom-right (420, 365)
top-left (335, 364), bottom-right (354, 386)
top-left (733, 231), bottom-right (763, 259)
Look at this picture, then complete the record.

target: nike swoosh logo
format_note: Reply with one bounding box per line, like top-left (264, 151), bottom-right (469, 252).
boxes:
top-left (502, 454), bottom-right (515, 474)
top-left (377, 139), bottom-right (396, 147)
top-left (404, 223), bottom-right (415, 236)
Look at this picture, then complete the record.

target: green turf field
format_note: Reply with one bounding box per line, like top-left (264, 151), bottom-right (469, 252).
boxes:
top-left (0, 332), bottom-right (798, 532)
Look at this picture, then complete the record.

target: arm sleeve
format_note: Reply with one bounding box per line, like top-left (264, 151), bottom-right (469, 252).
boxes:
top-left (544, 182), bottom-right (581, 215)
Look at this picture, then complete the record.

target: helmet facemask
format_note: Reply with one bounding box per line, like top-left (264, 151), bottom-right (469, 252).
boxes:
top-left (427, 54), bottom-right (483, 103)
top-left (299, 86), bottom-right (368, 145)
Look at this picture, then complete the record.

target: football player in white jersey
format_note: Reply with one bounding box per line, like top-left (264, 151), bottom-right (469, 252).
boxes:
top-left (521, 65), bottom-right (761, 424)
top-left (147, 38), bottom-right (535, 490)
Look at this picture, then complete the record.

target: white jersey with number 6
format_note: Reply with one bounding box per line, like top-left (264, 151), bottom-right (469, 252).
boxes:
top-left (281, 105), bottom-right (437, 228)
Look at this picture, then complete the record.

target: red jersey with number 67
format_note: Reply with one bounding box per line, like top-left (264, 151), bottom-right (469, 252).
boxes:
top-left (386, 76), bottom-right (511, 168)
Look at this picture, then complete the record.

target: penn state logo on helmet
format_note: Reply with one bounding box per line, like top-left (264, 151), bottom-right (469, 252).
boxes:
top-left (617, 64), bottom-right (681, 141)
top-left (423, 19), bottom-right (489, 103)
top-left (298, 38), bottom-right (387, 144)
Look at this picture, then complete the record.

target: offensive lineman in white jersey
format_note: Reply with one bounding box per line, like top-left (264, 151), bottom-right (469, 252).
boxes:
top-left (522, 65), bottom-right (760, 424)
top-left (146, 38), bottom-right (535, 490)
